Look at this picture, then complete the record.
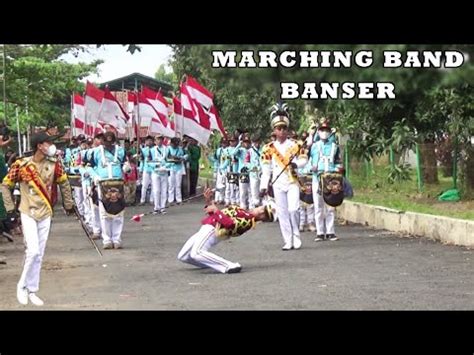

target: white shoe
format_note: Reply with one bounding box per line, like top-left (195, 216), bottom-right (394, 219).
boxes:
top-left (17, 287), bottom-right (28, 305)
top-left (28, 293), bottom-right (44, 306)
top-left (293, 236), bottom-right (302, 249)
top-left (282, 242), bottom-right (292, 250)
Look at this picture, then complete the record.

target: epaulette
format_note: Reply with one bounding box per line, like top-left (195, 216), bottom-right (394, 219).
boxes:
top-left (262, 142), bottom-right (274, 150)
top-left (16, 157), bottom-right (31, 168)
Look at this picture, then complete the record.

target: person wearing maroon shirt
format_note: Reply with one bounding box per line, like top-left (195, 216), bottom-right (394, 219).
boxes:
top-left (177, 188), bottom-right (275, 274)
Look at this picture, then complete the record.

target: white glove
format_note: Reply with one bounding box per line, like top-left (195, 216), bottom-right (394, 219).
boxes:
top-left (122, 162), bottom-right (132, 174)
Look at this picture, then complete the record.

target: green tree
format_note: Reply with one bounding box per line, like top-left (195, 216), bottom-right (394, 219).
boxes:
top-left (154, 64), bottom-right (178, 88)
top-left (1, 45), bottom-right (102, 132)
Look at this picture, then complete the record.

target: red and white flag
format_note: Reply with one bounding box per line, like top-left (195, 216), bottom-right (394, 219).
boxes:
top-left (137, 93), bottom-right (173, 137)
top-left (173, 96), bottom-right (210, 145)
top-left (185, 76), bottom-right (214, 109)
top-left (208, 104), bottom-right (227, 139)
top-left (128, 92), bottom-right (139, 139)
top-left (142, 86), bottom-right (175, 137)
top-left (100, 87), bottom-right (129, 134)
top-left (84, 81), bottom-right (104, 125)
top-left (180, 83), bottom-right (211, 130)
top-left (183, 76), bottom-right (226, 138)
top-left (72, 93), bottom-right (85, 135)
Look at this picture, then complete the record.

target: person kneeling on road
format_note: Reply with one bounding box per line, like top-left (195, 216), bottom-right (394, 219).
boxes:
top-left (177, 188), bottom-right (275, 274)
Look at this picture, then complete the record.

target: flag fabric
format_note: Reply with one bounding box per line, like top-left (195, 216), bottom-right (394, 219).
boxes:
top-left (208, 104), bottom-right (227, 139)
top-left (185, 75), bottom-right (214, 109)
top-left (100, 87), bottom-right (129, 134)
top-left (130, 213), bottom-right (144, 222)
top-left (72, 94), bottom-right (85, 135)
top-left (84, 81), bottom-right (104, 125)
top-left (142, 86), bottom-right (175, 137)
top-left (180, 83), bottom-right (211, 130)
top-left (183, 76), bottom-right (226, 138)
top-left (137, 93), bottom-right (173, 137)
top-left (128, 92), bottom-right (138, 139)
top-left (173, 96), bottom-right (210, 145)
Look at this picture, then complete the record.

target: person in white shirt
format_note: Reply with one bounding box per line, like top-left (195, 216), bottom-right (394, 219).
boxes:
top-left (259, 102), bottom-right (308, 250)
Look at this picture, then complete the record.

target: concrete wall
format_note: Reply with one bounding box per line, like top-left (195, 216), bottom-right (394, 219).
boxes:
top-left (338, 201), bottom-right (474, 248)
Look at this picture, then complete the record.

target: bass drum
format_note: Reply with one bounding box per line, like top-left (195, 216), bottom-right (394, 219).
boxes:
top-left (99, 179), bottom-right (126, 215)
top-left (319, 172), bottom-right (344, 207)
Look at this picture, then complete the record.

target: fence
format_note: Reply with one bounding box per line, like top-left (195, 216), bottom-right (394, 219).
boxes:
top-left (342, 141), bottom-right (471, 199)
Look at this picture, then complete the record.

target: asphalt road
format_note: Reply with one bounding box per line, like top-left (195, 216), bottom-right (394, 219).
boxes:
top-left (0, 198), bottom-right (473, 310)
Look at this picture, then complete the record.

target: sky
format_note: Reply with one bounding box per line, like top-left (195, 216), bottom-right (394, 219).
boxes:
top-left (61, 45), bottom-right (173, 83)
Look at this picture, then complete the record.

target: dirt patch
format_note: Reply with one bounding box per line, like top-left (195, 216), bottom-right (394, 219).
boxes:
top-left (42, 260), bottom-right (84, 271)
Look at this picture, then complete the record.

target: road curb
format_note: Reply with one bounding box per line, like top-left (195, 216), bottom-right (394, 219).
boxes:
top-left (338, 201), bottom-right (474, 247)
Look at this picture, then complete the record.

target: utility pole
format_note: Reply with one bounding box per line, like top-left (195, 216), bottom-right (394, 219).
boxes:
top-left (1, 44), bottom-right (6, 125)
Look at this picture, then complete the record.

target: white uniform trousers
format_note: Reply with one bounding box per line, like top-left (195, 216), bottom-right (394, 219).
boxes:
top-left (238, 181), bottom-right (250, 209)
top-left (299, 203), bottom-right (315, 228)
top-left (273, 184), bottom-right (301, 247)
top-left (73, 186), bottom-right (84, 216)
top-left (18, 214), bottom-right (52, 293)
top-left (177, 224), bottom-right (240, 273)
top-left (81, 182), bottom-right (92, 229)
top-left (140, 171), bottom-right (153, 204)
top-left (152, 172), bottom-right (168, 211)
top-left (225, 177), bottom-right (239, 205)
top-left (313, 180), bottom-right (336, 235)
top-left (97, 186), bottom-right (124, 245)
top-left (90, 200), bottom-right (102, 235)
top-left (249, 175), bottom-right (261, 208)
top-left (214, 171), bottom-right (225, 203)
top-left (168, 170), bottom-right (183, 203)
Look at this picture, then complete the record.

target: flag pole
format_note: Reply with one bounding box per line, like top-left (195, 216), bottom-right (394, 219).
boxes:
top-left (180, 74), bottom-right (186, 140)
top-left (70, 93), bottom-right (75, 137)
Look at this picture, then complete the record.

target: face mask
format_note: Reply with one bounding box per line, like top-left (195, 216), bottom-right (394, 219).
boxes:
top-left (45, 144), bottom-right (57, 157)
top-left (319, 131), bottom-right (330, 140)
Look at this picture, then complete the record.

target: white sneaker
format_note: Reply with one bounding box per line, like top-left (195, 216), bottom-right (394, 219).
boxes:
top-left (227, 263), bottom-right (242, 274)
top-left (17, 287), bottom-right (28, 305)
top-left (293, 236), bottom-right (302, 249)
top-left (28, 293), bottom-right (44, 306)
top-left (282, 242), bottom-right (292, 250)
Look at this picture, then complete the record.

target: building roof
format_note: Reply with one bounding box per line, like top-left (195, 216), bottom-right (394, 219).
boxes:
top-left (98, 72), bottom-right (174, 97)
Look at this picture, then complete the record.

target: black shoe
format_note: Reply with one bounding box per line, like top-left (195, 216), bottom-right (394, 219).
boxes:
top-left (327, 234), bottom-right (339, 241)
top-left (314, 235), bottom-right (325, 242)
top-left (227, 266), bottom-right (242, 274)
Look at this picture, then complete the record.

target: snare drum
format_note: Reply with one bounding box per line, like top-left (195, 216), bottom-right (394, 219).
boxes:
top-left (239, 173), bottom-right (249, 184)
top-left (227, 172), bottom-right (239, 185)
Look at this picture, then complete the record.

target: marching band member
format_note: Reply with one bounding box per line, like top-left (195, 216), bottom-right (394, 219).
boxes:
top-left (247, 134), bottom-right (262, 209)
top-left (259, 102), bottom-right (308, 250)
top-left (177, 188), bottom-right (276, 274)
top-left (2, 131), bottom-right (74, 306)
top-left (166, 137), bottom-right (187, 205)
top-left (139, 136), bottom-right (155, 206)
top-left (90, 132), bottom-right (127, 249)
top-left (309, 119), bottom-right (343, 242)
top-left (151, 134), bottom-right (169, 215)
